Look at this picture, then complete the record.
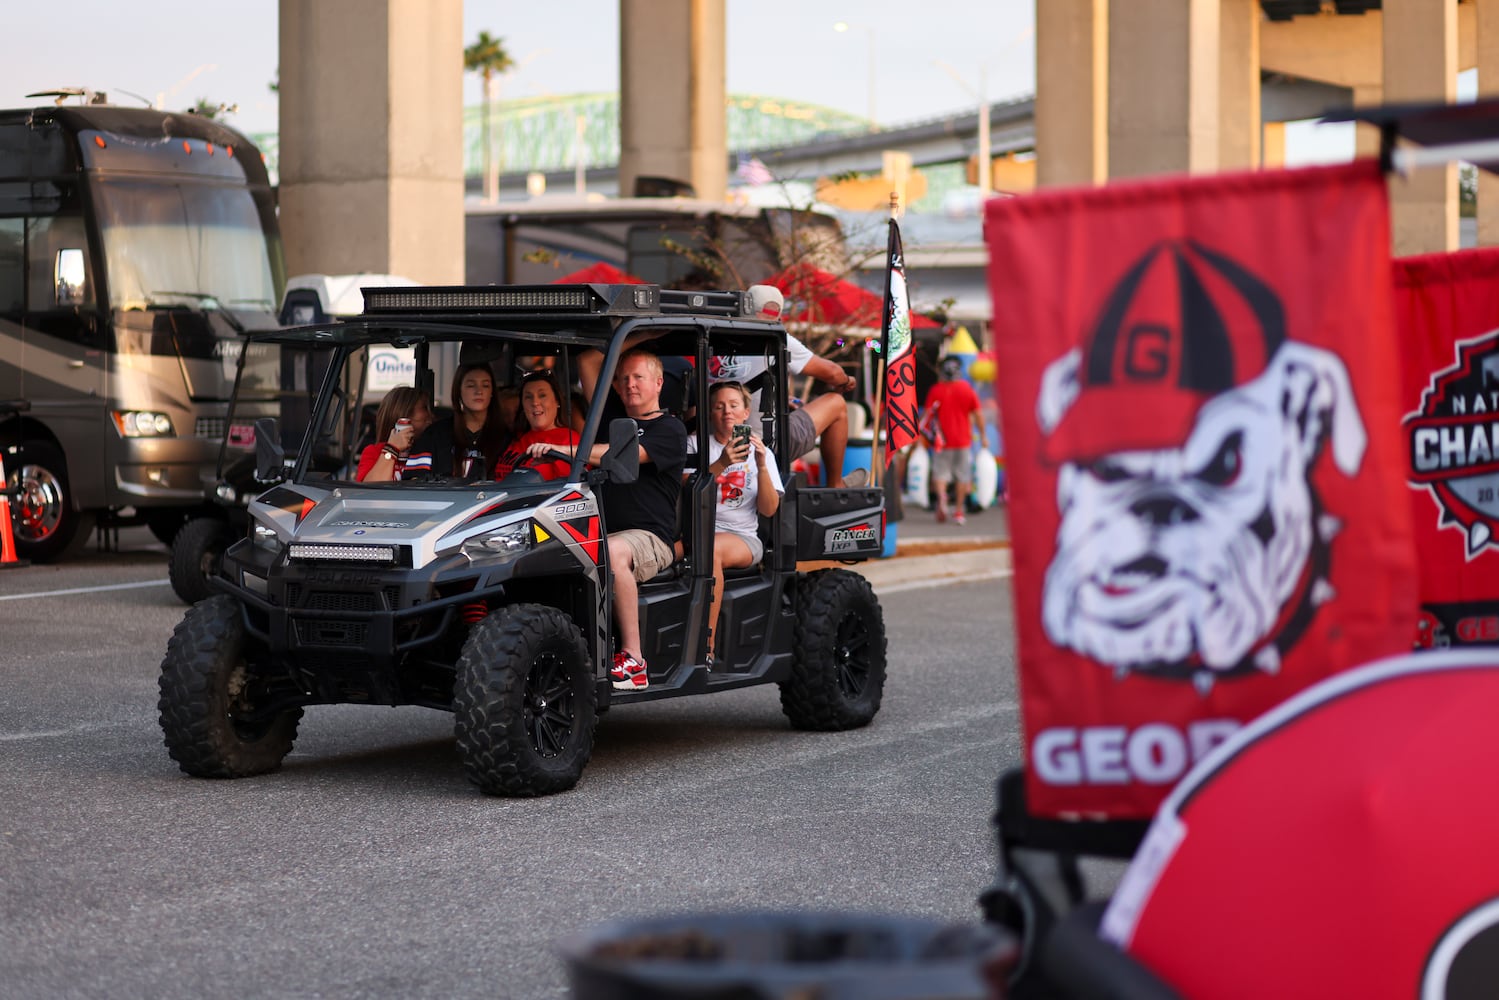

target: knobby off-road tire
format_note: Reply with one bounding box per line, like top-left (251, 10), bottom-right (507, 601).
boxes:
top-left (453, 604), bottom-right (596, 797)
top-left (169, 516), bottom-right (233, 605)
top-left (158, 594), bottom-right (302, 778)
top-left (780, 569), bottom-right (887, 730)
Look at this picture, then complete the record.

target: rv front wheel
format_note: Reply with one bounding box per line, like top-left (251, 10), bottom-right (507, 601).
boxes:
top-left (8, 440), bottom-right (93, 562)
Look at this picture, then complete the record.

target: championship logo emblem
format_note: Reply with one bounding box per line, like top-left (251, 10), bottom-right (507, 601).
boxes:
top-left (1035, 240), bottom-right (1367, 690)
top-left (1405, 331), bottom-right (1499, 558)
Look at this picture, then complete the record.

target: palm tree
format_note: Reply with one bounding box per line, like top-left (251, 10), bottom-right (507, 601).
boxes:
top-left (464, 31), bottom-right (515, 202)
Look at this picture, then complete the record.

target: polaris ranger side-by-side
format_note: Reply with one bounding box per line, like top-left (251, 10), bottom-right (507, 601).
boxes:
top-left (157, 282), bottom-right (889, 796)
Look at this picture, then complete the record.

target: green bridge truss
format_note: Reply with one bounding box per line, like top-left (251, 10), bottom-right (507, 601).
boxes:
top-left (249, 92), bottom-right (873, 181)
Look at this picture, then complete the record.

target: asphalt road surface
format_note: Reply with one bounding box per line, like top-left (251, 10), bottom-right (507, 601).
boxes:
top-left (1, 531), bottom-right (1027, 998)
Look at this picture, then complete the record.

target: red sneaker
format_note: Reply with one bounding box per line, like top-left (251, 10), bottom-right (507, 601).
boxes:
top-left (610, 652), bottom-right (649, 690)
top-left (934, 507), bottom-right (947, 523)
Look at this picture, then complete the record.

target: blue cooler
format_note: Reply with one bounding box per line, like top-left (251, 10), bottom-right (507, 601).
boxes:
top-left (842, 438), bottom-right (897, 558)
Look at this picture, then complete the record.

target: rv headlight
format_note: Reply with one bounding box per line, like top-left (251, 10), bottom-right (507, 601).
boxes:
top-left (252, 521), bottom-right (280, 552)
top-left (462, 520), bottom-right (533, 559)
top-left (112, 410), bottom-right (176, 437)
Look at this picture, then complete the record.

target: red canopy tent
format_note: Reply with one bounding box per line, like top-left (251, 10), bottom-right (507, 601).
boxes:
top-left (549, 261), bottom-right (645, 285)
top-left (767, 262), bottom-right (940, 329)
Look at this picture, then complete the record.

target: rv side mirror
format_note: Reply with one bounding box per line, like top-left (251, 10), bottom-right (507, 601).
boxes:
top-left (55, 248), bottom-right (86, 306)
top-left (601, 418), bottom-right (640, 484)
top-left (254, 417), bottom-right (286, 483)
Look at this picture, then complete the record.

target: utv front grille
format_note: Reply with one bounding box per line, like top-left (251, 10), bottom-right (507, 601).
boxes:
top-left (295, 618), bottom-right (368, 646)
top-left (284, 584), bottom-right (404, 611)
top-left (303, 591), bottom-right (380, 612)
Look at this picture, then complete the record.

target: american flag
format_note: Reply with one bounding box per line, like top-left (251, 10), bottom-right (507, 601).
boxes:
top-left (736, 154), bottom-right (773, 186)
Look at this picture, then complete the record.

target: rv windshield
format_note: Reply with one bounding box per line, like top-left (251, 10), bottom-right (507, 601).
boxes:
top-left (92, 178), bottom-right (280, 313)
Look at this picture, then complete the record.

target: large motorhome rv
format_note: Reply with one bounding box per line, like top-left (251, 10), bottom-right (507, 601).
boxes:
top-left (0, 94), bottom-right (285, 560)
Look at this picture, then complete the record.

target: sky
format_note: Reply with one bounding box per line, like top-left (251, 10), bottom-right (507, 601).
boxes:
top-left (0, 0), bottom-right (1037, 138)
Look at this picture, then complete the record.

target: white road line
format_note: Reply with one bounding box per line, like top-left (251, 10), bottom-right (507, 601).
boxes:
top-left (0, 578), bottom-right (171, 602)
top-left (0, 720), bottom-right (126, 741)
top-left (874, 567), bottom-right (1013, 595)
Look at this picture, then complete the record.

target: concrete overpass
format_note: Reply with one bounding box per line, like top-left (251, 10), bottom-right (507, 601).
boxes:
top-left (274, 0), bottom-right (1499, 283)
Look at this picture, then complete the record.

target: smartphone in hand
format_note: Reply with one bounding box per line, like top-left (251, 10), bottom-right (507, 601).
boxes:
top-left (732, 423), bottom-right (752, 450)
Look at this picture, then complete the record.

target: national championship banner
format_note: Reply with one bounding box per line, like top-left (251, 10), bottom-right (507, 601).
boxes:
top-left (986, 162), bottom-right (1419, 818)
top-left (1393, 246), bottom-right (1499, 648)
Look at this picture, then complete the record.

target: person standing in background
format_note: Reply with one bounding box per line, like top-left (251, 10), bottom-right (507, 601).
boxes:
top-left (923, 356), bottom-right (987, 525)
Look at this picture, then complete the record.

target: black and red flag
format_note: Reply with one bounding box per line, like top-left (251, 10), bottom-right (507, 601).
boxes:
top-left (879, 218), bottom-right (919, 452)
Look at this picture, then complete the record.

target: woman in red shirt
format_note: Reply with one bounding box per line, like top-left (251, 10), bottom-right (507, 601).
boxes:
top-left (356, 386), bottom-right (435, 482)
top-left (494, 370), bottom-right (580, 481)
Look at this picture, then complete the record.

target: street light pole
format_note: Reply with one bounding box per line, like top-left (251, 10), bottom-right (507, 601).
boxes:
top-left (834, 21), bottom-right (877, 131)
top-left (936, 59), bottom-right (991, 196)
top-left (977, 66), bottom-right (990, 196)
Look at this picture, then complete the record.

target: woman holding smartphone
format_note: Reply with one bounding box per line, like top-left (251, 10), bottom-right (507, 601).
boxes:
top-left (692, 381), bottom-right (782, 665)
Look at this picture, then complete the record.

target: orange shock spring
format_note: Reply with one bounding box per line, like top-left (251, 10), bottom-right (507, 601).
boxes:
top-left (461, 602), bottom-right (487, 625)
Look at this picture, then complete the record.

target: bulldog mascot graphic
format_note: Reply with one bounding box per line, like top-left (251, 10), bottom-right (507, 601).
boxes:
top-left (1036, 240), bottom-right (1367, 689)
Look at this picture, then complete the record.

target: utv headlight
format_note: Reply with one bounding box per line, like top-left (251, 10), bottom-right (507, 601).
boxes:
top-left (252, 521), bottom-right (280, 552)
top-left (462, 520), bottom-right (533, 559)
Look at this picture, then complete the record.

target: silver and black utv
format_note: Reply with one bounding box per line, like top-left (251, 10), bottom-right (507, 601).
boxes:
top-left (157, 282), bottom-right (889, 796)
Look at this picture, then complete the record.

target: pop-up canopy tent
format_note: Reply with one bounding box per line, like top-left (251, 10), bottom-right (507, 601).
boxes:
top-left (548, 261), bottom-right (645, 285)
top-left (768, 262), bottom-right (941, 330)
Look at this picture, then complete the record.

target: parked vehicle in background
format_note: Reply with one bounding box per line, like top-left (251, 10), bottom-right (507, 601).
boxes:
top-left (465, 196), bottom-right (849, 287)
top-left (168, 273), bottom-right (419, 605)
top-left (0, 93), bottom-right (285, 561)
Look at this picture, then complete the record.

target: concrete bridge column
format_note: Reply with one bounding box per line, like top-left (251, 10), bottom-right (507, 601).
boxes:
top-left (1384, 0), bottom-right (1459, 255)
top-left (277, 0), bottom-right (464, 283)
top-left (1036, 0), bottom-right (1108, 187)
top-left (1218, 0), bottom-right (1261, 170)
top-left (1480, 0), bottom-right (1499, 247)
top-left (1108, 0), bottom-right (1221, 177)
top-left (618, 0), bottom-right (726, 202)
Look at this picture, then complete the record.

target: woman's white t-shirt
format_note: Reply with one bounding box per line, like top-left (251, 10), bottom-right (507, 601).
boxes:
top-left (688, 436), bottom-right (784, 540)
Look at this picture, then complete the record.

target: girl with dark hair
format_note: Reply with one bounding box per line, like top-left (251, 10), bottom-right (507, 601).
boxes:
top-left (355, 386), bottom-right (435, 482)
top-left (407, 362), bottom-right (508, 481)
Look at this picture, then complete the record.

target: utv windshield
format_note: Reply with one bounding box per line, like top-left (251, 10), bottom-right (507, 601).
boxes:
top-left (282, 327), bottom-right (612, 489)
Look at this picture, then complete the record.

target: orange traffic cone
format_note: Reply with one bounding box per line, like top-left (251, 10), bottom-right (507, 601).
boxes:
top-left (0, 451), bottom-right (29, 568)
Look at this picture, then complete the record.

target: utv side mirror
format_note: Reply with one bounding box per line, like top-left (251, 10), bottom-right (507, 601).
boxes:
top-left (254, 417), bottom-right (286, 483)
top-left (600, 418), bottom-right (640, 484)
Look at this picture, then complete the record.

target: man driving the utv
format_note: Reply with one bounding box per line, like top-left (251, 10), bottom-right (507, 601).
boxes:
top-left (527, 348), bottom-right (686, 691)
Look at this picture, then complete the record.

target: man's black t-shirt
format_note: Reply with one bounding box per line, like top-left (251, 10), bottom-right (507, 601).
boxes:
top-left (602, 412), bottom-right (687, 547)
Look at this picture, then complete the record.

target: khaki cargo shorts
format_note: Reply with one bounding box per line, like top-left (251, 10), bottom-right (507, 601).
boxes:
top-left (930, 447), bottom-right (973, 485)
top-left (612, 528), bottom-right (675, 582)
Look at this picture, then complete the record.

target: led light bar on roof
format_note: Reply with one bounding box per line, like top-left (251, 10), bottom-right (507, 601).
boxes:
top-left (289, 543), bottom-right (396, 563)
top-left (360, 284), bottom-right (660, 316)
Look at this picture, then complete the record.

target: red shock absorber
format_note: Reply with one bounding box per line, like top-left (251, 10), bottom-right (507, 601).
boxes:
top-left (461, 602), bottom-right (487, 625)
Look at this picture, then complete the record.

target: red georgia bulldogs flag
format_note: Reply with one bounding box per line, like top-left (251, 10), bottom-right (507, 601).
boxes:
top-left (1393, 247), bottom-right (1499, 649)
top-left (987, 161), bottom-right (1419, 818)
